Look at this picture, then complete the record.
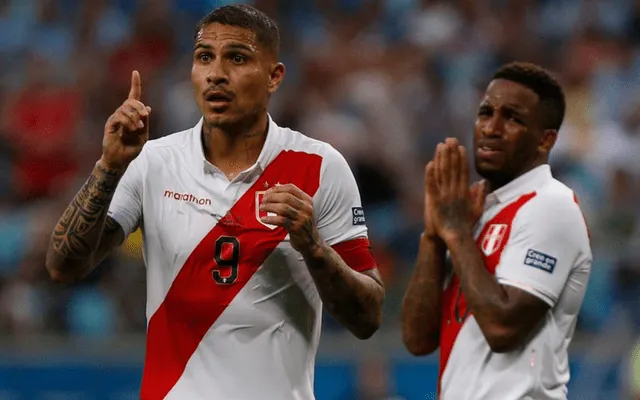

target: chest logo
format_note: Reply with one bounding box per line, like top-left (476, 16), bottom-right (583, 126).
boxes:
top-left (480, 224), bottom-right (508, 256)
top-left (255, 191), bottom-right (277, 230)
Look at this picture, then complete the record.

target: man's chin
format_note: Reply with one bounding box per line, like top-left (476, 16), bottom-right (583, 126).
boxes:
top-left (204, 112), bottom-right (238, 129)
top-left (475, 160), bottom-right (504, 180)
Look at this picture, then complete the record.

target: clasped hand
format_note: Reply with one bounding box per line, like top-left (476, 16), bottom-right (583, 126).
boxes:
top-left (260, 184), bottom-right (322, 256)
top-left (424, 138), bottom-right (486, 243)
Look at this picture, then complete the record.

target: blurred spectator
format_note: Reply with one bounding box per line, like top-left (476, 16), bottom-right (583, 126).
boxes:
top-left (1, 5), bottom-right (640, 396)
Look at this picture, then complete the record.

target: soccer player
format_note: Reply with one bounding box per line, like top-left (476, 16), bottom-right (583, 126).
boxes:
top-left (401, 62), bottom-right (591, 399)
top-left (45, 5), bottom-right (384, 400)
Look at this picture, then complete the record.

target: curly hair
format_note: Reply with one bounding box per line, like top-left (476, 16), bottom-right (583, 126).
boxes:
top-left (492, 61), bottom-right (566, 131)
top-left (195, 5), bottom-right (280, 58)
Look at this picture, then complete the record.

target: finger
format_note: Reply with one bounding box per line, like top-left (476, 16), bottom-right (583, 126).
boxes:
top-left (128, 70), bottom-right (142, 100)
top-left (124, 99), bottom-right (149, 117)
top-left (119, 105), bottom-right (145, 129)
top-left (448, 141), bottom-right (460, 193)
top-left (445, 137), bottom-right (459, 147)
top-left (262, 192), bottom-right (308, 211)
top-left (439, 143), bottom-right (451, 191)
top-left (260, 215), bottom-right (292, 230)
top-left (470, 180), bottom-right (486, 217)
top-left (109, 112), bottom-right (139, 133)
top-left (434, 143), bottom-right (445, 189)
top-left (425, 161), bottom-right (438, 198)
top-left (458, 146), bottom-right (469, 191)
top-left (260, 203), bottom-right (301, 221)
top-left (267, 183), bottom-right (311, 202)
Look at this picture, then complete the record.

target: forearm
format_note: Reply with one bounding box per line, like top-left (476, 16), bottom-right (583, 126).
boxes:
top-left (401, 234), bottom-right (446, 355)
top-left (45, 160), bottom-right (123, 282)
top-left (445, 232), bottom-right (509, 331)
top-left (302, 242), bottom-right (384, 340)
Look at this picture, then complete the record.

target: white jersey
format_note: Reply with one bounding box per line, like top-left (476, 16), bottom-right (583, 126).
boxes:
top-left (107, 116), bottom-right (376, 400)
top-left (439, 165), bottom-right (592, 400)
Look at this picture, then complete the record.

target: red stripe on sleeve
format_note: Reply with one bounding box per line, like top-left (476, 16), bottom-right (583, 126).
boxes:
top-left (332, 237), bottom-right (377, 272)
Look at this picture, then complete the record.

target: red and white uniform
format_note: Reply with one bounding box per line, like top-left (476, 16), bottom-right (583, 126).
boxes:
top-left (107, 116), bottom-right (376, 400)
top-left (439, 165), bottom-right (592, 400)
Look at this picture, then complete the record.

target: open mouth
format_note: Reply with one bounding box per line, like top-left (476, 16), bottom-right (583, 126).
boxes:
top-left (204, 90), bottom-right (233, 104)
top-left (477, 145), bottom-right (504, 158)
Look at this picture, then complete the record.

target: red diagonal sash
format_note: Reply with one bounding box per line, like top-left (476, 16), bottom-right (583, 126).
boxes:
top-left (140, 150), bottom-right (323, 399)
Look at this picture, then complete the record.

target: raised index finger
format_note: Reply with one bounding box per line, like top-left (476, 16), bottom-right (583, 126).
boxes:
top-left (128, 70), bottom-right (142, 100)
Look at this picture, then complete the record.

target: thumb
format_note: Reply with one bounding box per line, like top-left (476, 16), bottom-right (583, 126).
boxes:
top-left (470, 180), bottom-right (487, 212)
top-left (128, 70), bottom-right (142, 100)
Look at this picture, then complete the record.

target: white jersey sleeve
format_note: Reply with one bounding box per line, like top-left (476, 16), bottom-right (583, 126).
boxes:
top-left (495, 196), bottom-right (589, 307)
top-left (313, 145), bottom-right (368, 246)
top-left (107, 150), bottom-right (146, 238)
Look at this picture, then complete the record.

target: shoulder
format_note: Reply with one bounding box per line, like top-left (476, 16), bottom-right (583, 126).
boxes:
top-left (522, 179), bottom-right (583, 219)
top-left (275, 125), bottom-right (352, 179)
top-left (515, 178), bottom-right (589, 243)
top-left (277, 126), bottom-right (339, 160)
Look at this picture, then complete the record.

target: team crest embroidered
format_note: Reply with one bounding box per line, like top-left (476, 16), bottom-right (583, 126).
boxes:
top-left (255, 191), bottom-right (277, 229)
top-left (480, 224), bottom-right (508, 256)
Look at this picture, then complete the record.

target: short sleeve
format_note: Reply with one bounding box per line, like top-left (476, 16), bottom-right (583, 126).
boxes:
top-left (496, 196), bottom-right (590, 307)
top-left (313, 145), bottom-right (368, 246)
top-left (107, 151), bottom-right (146, 238)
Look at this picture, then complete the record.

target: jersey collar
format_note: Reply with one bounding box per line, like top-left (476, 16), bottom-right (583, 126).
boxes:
top-left (486, 164), bottom-right (552, 206)
top-left (192, 114), bottom-right (282, 176)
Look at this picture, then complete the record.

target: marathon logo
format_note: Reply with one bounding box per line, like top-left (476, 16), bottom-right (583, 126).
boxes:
top-left (164, 190), bottom-right (212, 206)
top-left (352, 207), bottom-right (366, 226)
top-left (524, 249), bottom-right (557, 273)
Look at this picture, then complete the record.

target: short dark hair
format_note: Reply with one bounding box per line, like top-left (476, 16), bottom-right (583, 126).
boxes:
top-left (492, 61), bottom-right (566, 131)
top-left (194, 5), bottom-right (280, 58)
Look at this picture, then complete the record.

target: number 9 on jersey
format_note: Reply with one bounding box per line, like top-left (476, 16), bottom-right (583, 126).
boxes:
top-left (212, 236), bottom-right (240, 284)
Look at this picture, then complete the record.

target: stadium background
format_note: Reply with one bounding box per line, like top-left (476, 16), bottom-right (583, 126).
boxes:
top-left (1, 0), bottom-right (639, 398)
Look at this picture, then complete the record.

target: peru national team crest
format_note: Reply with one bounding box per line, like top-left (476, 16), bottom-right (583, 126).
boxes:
top-left (480, 224), bottom-right (508, 256)
top-left (255, 191), bottom-right (277, 229)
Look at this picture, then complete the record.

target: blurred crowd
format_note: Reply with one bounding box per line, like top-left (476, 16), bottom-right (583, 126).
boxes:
top-left (1, 0), bottom-right (640, 364)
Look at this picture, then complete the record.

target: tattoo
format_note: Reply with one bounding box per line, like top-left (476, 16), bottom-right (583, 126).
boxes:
top-left (303, 244), bottom-right (384, 340)
top-left (401, 235), bottom-right (446, 354)
top-left (288, 213), bottom-right (320, 255)
top-left (46, 162), bottom-right (123, 279)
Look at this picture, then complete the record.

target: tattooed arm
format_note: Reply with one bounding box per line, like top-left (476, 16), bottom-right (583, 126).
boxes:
top-left (260, 146), bottom-right (384, 339)
top-left (46, 70), bottom-right (151, 283)
top-left (45, 160), bottom-right (126, 283)
top-left (401, 234), bottom-right (446, 355)
top-left (303, 244), bottom-right (384, 340)
top-left (260, 183), bottom-right (384, 340)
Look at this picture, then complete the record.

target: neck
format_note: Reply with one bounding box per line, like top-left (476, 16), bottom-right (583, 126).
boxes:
top-left (487, 158), bottom-right (547, 192)
top-left (202, 113), bottom-right (269, 177)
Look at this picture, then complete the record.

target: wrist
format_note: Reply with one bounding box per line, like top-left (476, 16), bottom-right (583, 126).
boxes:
top-left (300, 240), bottom-right (328, 266)
top-left (98, 157), bottom-right (128, 174)
top-left (441, 228), bottom-right (474, 248)
top-left (420, 231), bottom-right (445, 250)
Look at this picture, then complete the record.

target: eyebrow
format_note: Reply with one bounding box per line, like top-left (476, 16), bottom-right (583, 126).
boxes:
top-left (193, 42), bottom-right (256, 53)
top-left (480, 101), bottom-right (529, 113)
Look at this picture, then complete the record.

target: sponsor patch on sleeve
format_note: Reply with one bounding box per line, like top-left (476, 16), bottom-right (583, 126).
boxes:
top-left (523, 249), bottom-right (557, 273)
top-left (351, 207), bottom-right (366, 226)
